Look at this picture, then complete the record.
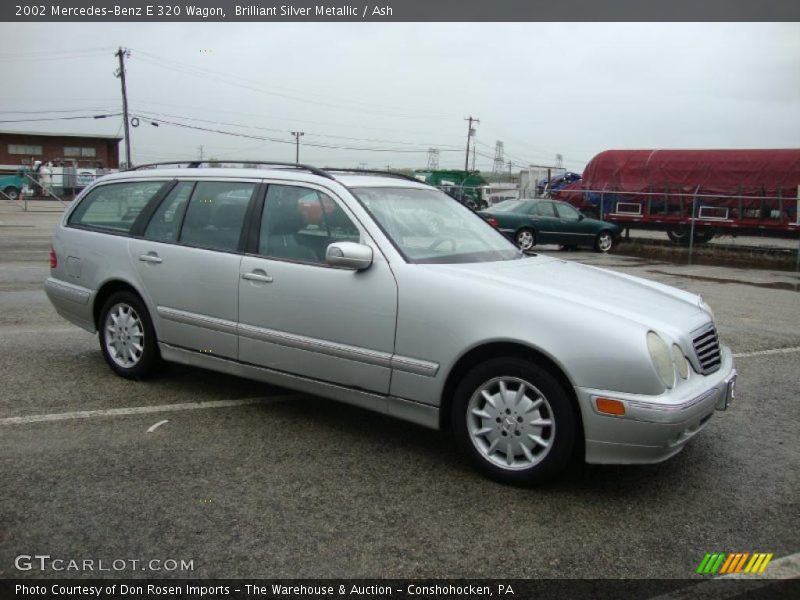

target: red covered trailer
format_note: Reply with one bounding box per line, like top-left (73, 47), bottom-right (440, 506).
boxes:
top-left (555, 149), bottom-right (800, 242)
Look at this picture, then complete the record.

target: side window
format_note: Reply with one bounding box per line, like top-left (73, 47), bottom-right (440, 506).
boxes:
top-left (320, 195), bottom-right (361, 243)
top-left (556, 203), bottom-right (581, 221)
top-left (68, 181), bottom-right (167, 233)
top-left (144, 182), bottom-right (194, 243)
top-left (178, 181), bottom-right (255, 252)
top-left (534, 202), bottom-right (556, 217)
top-left (259, 185), bottom-right (360, 264)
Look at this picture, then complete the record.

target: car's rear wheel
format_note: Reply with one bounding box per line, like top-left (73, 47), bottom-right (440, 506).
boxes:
top-left (98, 291), bottom-right (161, 379)
top-left (451, 358), bottom-right (576, 485)
top-left (594, 230), bottom-right (614, 253)
top-left (3, 186), bottom-right (19, 200)
top-left (515, 228), bottom-right (535, 251)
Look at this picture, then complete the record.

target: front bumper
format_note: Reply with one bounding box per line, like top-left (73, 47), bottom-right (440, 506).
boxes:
top-left (578, 346), bottom-right (736, 464)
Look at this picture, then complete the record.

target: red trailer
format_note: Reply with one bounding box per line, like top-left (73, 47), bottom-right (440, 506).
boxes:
top-left (555, 149), bottom-right (800, 242)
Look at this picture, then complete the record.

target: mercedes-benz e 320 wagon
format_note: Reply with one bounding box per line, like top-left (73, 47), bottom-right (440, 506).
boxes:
top-left (45, 162), bottom-right (736, 484)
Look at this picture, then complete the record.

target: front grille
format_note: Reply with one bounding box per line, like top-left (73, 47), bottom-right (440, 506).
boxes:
top-left (692, 325), bottom-right (722, 374)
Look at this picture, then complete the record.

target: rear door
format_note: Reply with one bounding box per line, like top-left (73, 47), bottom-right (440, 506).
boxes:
top-left (237, 182), bottom-right (397, 394)
top-left (129, 179), bottom-right (258, 359)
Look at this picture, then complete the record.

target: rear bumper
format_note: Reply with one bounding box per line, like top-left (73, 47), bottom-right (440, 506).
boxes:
top-left (578, 346), bottom-right (736, 464)
top-left (44, 276), bottom-right (96, 332)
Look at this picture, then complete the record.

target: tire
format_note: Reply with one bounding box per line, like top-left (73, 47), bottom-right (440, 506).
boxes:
top-left (3, 186), bottom-right (19, 201)
top-left (98, 291), bottom-right (161, 380)
top-left (667, 228), bottom-right (715, 245)
top-left (515, 228), bottom-right (535, 251)
top-left (594, 230), bottom-right (614, 253)
top-left (451, 357), bottom-right (577, 485)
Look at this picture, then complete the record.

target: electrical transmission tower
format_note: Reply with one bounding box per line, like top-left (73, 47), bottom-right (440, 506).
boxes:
top-left (555, 153), bottom-right (564, 169)
top-left (426, 148), bottom-right (440, 170)
top-left (492, 141), bottom-right (505, 173)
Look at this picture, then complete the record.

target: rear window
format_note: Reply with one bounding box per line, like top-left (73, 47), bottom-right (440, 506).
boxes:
top-left (68, 181), bottom-right (167, 233)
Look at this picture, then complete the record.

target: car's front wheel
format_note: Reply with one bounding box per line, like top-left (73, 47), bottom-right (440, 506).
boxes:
top-left (451, 358), bottom-right (577, 485)
top-left (98, 291), bottom-right (161, 379)
top-left (594, 230), bottom-right (614, 253)
top-left (3, 186), bottom-right (19, 200)
top-left (515, 228), bottom-right (535, 251)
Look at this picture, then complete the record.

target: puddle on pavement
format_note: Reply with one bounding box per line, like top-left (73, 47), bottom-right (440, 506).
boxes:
top-left (645, 270), bottom-right (800, 292)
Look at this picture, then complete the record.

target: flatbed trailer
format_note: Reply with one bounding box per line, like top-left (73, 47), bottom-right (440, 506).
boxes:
top-left (555, 149), bottom-right (800, 242)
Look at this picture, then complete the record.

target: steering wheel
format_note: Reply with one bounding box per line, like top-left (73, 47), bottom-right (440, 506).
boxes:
top-left (428, 237), bottom-right (458, 252)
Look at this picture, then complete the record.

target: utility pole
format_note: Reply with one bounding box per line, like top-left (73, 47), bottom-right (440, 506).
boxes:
top-left (464, 116), bottom-right (479, 171)
top-left (508, 160), bottom-right (513, 181)
top-left (291, 131), bottom-right (304, 163)
top-left (114, 47), bottom-right (132, 168)
top-left (198, 145), bottom-right (204, 161)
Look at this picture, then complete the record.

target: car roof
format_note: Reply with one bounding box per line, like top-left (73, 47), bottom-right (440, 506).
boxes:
top-left (97, 167), bottom-right (432, 190)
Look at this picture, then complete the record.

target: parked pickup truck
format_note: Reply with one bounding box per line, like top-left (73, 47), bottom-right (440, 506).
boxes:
top-left (0, 172), bottom-right (26, 200)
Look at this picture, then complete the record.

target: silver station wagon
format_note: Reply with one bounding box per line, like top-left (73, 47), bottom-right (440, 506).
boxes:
top-left (45, 161), bottom-right (736, 484)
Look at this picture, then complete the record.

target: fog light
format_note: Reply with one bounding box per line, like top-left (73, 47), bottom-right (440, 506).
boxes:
top-left (596, 397), bottom-right (626, 416)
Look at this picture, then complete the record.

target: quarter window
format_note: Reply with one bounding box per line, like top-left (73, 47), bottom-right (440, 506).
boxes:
top-left (144, 182), bottom-right (194, 243)
top-left (68, 181), bottom-right (167, 233)
top-left (259, 185), bottom-right (360, 264)
top-left (178, 181), bottom-right (255, 252)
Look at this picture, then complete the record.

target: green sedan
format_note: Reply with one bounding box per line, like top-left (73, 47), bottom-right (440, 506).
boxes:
top-left (479, 199), bottom-right (621, 253)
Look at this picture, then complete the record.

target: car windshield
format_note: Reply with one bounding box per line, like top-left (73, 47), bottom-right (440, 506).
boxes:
top-left (351, 186), bottom-right (522, 264)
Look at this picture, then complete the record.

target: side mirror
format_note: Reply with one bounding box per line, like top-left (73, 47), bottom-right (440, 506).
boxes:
top-left (326, 242), bottom-right (373, 271)
top-left (578, 213), bottom-right (585, 221)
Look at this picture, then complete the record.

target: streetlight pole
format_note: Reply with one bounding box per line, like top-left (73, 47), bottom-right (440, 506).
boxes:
top-left (291, 131), bottom-right (304, 164)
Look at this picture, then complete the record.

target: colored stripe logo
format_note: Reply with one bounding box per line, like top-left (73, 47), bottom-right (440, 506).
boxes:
top-left (696, 552), bottom-right (773, 574)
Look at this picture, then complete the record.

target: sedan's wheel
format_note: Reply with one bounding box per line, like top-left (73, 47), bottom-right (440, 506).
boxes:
top-left (3, 186), bottom-right (19, 200)
top-left (595, 230), bottom-right (614, 253)
top-left (451, 358), bottom-right (576, 485)
top-left (516, 228), bottom-right (535, 251)
top-left (98, 291), bottom-right (161, 379)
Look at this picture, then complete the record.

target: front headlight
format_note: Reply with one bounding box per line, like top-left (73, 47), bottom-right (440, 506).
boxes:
top-left (672, 344), bottom-right (689, 379)
top-left (647, 331), bottom-right (675, 389)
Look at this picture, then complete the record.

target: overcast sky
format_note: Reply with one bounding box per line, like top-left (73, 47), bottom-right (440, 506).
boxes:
top-left (0, 22), bottom-right (798, 172)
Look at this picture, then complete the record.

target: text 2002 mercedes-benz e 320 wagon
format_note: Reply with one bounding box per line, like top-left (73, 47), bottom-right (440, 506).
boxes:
top-left (45, 161), bottom-right (736, 484)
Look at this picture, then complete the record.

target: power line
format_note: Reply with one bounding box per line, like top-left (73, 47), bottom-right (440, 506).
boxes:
top-left (131, 108), bottom-right (464, 150)
top-left (0, 113), bottom-right (120, 124)
top-left (131, 50), bottom-right (450, 121)
top-left (129, 113), bottom-right (464, 154)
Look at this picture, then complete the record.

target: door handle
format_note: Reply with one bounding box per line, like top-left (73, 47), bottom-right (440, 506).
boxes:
top-left (242, 271), bottom-right (273, 283)
top-left (138, 253), bottom-right (162, 264)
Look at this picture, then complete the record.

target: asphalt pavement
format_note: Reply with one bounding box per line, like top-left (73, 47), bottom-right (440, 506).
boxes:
top-left (1, 201), bottom-right (798, 579)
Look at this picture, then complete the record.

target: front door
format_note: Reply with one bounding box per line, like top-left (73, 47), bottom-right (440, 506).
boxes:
top-left (238, 183), bottom-right (397, 394)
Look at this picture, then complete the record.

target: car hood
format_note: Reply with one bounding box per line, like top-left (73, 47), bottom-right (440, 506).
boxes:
top-left (428, 256), bottom-right (709, 332)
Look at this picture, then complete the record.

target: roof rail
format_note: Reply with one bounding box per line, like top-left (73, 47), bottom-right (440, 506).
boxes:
top-left (125, 160), bottom-right (335, 180)
top-left (323, 168), bottom-right (420, 183)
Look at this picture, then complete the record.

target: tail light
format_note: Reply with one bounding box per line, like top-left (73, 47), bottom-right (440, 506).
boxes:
top-left (49, 246), bottom-right (57, 269)
top-left (486, 217), bottom-right (499, 228)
